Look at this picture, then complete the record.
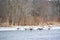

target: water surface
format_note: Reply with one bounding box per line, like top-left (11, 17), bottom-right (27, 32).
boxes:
top-left (0, 29), bottom-right (60, 40)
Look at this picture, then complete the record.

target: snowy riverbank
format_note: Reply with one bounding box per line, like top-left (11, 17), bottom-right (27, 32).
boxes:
top-left (0, 25), bottom-right (60, 31)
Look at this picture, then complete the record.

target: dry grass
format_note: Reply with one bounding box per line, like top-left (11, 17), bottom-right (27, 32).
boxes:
top-left (0, 16), bottom-right (60, 27)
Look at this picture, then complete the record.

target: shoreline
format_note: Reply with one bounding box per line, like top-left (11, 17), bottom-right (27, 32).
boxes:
top-left (0, 25), bottom-right (60, 31)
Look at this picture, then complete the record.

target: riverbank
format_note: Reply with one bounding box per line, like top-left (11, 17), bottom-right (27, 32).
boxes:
top-left (0, 25), bottom-right (60, 31)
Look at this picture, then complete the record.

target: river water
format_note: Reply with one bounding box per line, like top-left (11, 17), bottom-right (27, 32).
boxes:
top-left (0, 29), bottom-right (60, 40)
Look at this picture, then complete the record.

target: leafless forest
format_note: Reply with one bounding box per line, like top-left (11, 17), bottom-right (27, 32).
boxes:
top-left (0, 0), bottom-right (60, 27)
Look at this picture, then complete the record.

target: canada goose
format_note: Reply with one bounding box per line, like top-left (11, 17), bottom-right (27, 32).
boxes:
top-left (48, 28), bottom-right (50, 30)
top-left (37, 28), bottom-right (43, 30)
top-left (17, 28), bottom-right (19, 30)
top-left (25, 28), bottom-right (27, 30)
top-left (29, 28), bottom-right (33, 31)
top-left (48, 25), bottom-right (52, 30)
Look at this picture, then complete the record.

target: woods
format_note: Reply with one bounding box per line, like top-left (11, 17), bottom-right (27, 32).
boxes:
top-left (0, 0), bottom-right (60, 27)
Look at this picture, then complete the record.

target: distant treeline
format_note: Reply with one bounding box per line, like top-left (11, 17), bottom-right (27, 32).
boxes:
top-left (0, 0), bottom-right (60, 27)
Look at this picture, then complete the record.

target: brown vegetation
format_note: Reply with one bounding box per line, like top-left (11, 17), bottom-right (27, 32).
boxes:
top-left (0, 0), bottom-right (60, 27)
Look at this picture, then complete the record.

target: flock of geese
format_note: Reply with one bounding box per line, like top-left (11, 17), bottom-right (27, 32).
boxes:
top-left (16, 25), bottom-right (60, 31)
top-left (16, 26), bottom-right (52, 31)
top-left (17, 27), bottom-right (51, 31)
top-left (0, 25), bottom-right (60, 31)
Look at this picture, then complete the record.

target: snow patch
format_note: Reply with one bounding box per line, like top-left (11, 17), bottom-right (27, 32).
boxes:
top-left (0, 25), bottom-right (60, 31)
